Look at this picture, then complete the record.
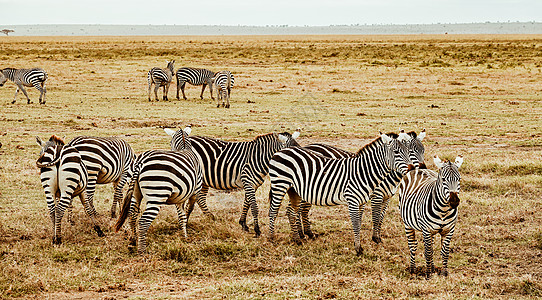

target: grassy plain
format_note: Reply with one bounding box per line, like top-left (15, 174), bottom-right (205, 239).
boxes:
top-left (0, 35), bottom-right (541, 299)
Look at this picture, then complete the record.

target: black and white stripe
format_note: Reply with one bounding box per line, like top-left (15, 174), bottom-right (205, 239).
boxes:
top-left (175, 67), bottom-right (215, 100)
top-left (65, 136), bottom-right (136, 219)
top-left (398, 155), bottom-right (463, 279)
top-left (298, 130), bottom-right (425, 244)
top-left (0, 67), bottom-right (47, 104)
top-left (36, 137), bottom-right (96, 244)
top-left (115, 127), bottom-right (202, 254)
top-left (147, 60), bottom-right (175, 101)
top-left (165, 129), bottom-right (300, 237)
top-left (212, 71), bottom-right (235, 108)
top-left (268, 133), bottom-right (414, 255)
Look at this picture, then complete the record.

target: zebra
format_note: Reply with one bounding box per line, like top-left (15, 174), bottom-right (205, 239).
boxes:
top-left (268, 133), bottom-right (414, 256)
top-left (298, 130), bottom-right (425, 244)
top-left (37, 135), bottom-right (136, 219)
top-left (0, 67), bottom-right (47, 104)
top-left (115, 126), bottom-right (201, 254)
top-left (36, 136), bottom-right (104, 244)
top-left (405, 129), bottom-right (426, 168)
top-left (165, 128), bottom-right (300, 237)
top-left (175, 67), bottom-right (215, 100)
top-left (398, 155), bottom-right (463, 279)
top-left (212, 71), bottom-right (235, 108)
top-left (147, 60), bottom-right (175, 101)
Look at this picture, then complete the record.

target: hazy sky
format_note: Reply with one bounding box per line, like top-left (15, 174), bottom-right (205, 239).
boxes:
top-left (1, 0), bottom-right (540, 26)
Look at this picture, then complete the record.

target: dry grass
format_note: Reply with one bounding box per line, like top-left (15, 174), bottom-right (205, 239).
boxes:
top-left (0, 35), bottom-right (541, 299)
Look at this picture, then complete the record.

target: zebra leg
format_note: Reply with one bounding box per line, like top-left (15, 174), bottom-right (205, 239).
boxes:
top-left (53, 195), bottom-right (72, 245)
top-left (12, 86), bottom-right (20, 104)
top-left (405, 228), bottom-right (417, 274)
top-left (34, 81), bottom-right (46, 104)
top-left (286, 189), bottom-right (302, 245)
top-left (164, 83), bottom-right (170, 101)
top-left (175, 202), bottom-right (188, 238)
top-left (67, 202), bottom-right (75, 226)
top-left (440, 229), bottom-right (455, 277)
top-left (128, 189), bottom-right (142, 247)
top-left (300, 201), bottom-right (314, 239)
top-left (79, 193), bottom-right (104, 237)
top-left (208, 82), bottom-right (215, 100)
top-left (137, 201), bottom-right (162, 255)
top-left (148, 82), bottom-right (153, 101)
top-left (346, 195), bottom-right (364, 256)
top-left (268, 184), bottom-right (289, 242)
top-left (370, 192), bottom-right (384, 244)
top-left (422, 230), bottom-right (435, 279)
top-left (181, 82), bottom-right (187, 100)
top-left (189, 185), bottom-right (214, 220)
top-left (200, 84), bottom-right (206, 100)
top-left (241, 182), bottom-right (261, 237)
top-left (225, 89), bottom-right (230, 109)
top-left (19, 85), bottom-right (31, 104)
top-left (154, 84), bottom-right (160, 101)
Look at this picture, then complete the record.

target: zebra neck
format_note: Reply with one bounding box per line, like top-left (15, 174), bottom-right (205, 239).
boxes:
top-left (1, 68), bottom-right (15, 81)
top-left (432, 178), bottom-right (452, 211)
top-left (351, 143), bottom-right (392, 187)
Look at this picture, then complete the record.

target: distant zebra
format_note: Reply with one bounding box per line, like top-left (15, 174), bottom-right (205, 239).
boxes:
top-left (147, 60), bottom-right (175, 101)
top-left (175, 67), bottom-right (215, 100)
top-left (115, 126), bottom-right (201, 254)
top-left (268, 133), bottom-right (413, 256)
top-left (398, 155), bottom-right (463, 279)
top-left (212, 71), bottom-right (235, 108)
top-left (299, 130), bottom-right (425, 244)
top-left (165, 129), bottom-right (300, 236)
top-left (36, 136), bottom-right (103, 244)
top-left (0, 67), bottom-right (47, 104)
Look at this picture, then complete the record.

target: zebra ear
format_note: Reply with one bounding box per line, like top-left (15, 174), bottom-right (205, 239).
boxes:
top-left (164, 128), bottom-right (176, 137)
top-left (380, 132), bottom-right (392, 144)
top-left (36, 136), bottom-right (45, 147)
top-left (278, 134), bottom-right (288, 143)
top-left (183, 125), bottom-right (192, 136)
top-left (433, 155), bottom-right (444, 169)
top-left (418, 129), bottom-right (426, 141)
top-left (292, 129), bottom-right (301, 140)
top-left (454, 155), bottom-right (464, 168)
top-left (398, 131), bottom-right (410, 142)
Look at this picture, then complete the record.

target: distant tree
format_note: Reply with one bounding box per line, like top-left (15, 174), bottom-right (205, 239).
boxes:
top-left (1, 29), bottom-right (14, 36)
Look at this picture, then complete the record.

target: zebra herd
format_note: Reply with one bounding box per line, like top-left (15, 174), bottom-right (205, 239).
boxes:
top-left (1, 62), bottom-right (233, 107)
top-left (148, 60), bottom-right (235, 108)
top-left (35, 127), bottom-right (463, 279)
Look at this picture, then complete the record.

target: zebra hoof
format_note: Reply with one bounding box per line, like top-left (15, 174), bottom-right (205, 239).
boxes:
top-left (225, 104), bottom-right (230, 108)
top-left (11, 100), bottom-right (15, 104)
top-left (372, 236), bottom-right (382, 244)
top-left (239, 220), bottom-right (250, 232)
top-left (216, 104), bottom-right (220, 108)
top-left (305, 231), bottom-right (316, 239)
top-left (355, 246), bottom-right (364, 256)
top-left (110, 212), bottom-right (116, 219)
top-left (254, 225), bottom-right (261, 237)
top-left (52, 236), bottom-right (62, 245)
top-left (94, 225), bottom-right (105, 237)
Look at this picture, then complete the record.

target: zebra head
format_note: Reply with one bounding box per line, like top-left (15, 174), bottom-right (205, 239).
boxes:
top-left (166, 60), bottom-right (175, 73)
top-left (0, 70), bottom-right (6, 86)
top-left (381, 132), bottom-right (414, 175)
top-left (277, 129), bottom-right (301, 148)
top-left (402, 129), bottom-right (426, 169)
top-left (36, 143), bottom-right (64, 168)
top-left (36, 135), bottom-right (65, 155)
top-left (165, 125), bottom-right (192, 151)
top-left (434, 155), bottom-right (463, 209)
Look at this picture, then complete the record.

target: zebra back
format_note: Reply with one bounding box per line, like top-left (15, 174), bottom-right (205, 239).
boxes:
top-left (176, 67), bottom-right (214, 86)
top-left (148, 60), bottom-right (175, 86)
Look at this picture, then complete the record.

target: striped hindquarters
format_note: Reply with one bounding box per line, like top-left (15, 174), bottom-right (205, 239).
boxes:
top-left (148, 67), bottom-right (173, 86)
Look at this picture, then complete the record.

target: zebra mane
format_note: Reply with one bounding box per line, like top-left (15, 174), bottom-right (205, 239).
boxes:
top-left (407, 131), bottom-right (417, 139)
top-left (253, 132), bottom-right (276, 141)
top-left (354, 132), bottom-right (398, 156)
top-left (49, 135), bottom-right (65, 145)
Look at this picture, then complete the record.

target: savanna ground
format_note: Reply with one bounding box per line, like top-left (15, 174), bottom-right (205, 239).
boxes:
top-left (0, 34), bottom-right (541, 299)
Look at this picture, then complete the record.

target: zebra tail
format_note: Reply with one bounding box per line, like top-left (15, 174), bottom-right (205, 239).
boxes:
top-left (114, 164), bottom-right (140, 232)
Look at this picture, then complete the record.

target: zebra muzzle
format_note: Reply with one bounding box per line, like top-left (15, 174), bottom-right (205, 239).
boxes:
top-left (449, 192), bottom-right (460, 209)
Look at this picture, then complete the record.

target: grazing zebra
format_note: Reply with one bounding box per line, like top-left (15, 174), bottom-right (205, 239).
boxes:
top-left (165, 128), bottom-right (300, 236)
top-left (212, 71), bottom-right (235, 108)
top-left (298, 130), bottom-right (425, 244)
top-left (36, 137), bottom-right (104, 244)
top-left (398, 155), bottom-right (463, 279)
top-left (115, 126), bottom-right (201, 254)
top-left (147, 60), bottom-right (175, 101)
top-left (0, 67), bottom-right (47, 104)
top-left (268, 133), bottom-right (414, 256)
top-left (175, 67), bottom-right (215, 100)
